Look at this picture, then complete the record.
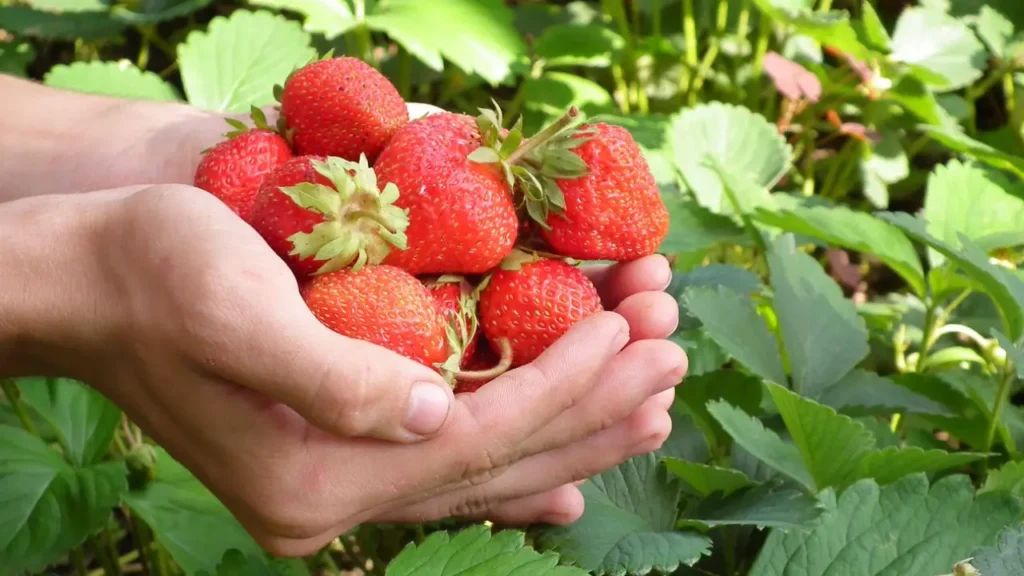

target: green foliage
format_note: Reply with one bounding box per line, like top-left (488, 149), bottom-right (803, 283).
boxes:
top-left (6, 0), bottom-right (1024, 573)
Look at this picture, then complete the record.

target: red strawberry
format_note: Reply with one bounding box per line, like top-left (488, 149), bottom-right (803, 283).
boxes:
top-left (537, 123), bottom-right (669, 261)
top-left (248, 154), bottom-right (409, 277)
top-left (278, 56), bottom-right (407, 163)
top-left (425, 276), bottom-right (480, 366)
top-left (373, 112), bottom-right (519, 275)
top-left (302, 265), bottom-right (449, 368)
top-left (193, 110), bottom-right (293, 221)
top-left (479, 254), bottom-right (603, 367)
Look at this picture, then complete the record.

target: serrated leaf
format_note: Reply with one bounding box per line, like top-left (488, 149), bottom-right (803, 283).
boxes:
top-left (707, 400), bottom-right (815, 491)
top-left (852, 446), bottom-right (988, 485)
top-left (976, 5), bottom-right (1015, 58)
top-left (891, 7), bottom-right (987, 91)
top-left (817, 369), bottom-right (952, 417)
top-left (15, 377), bottom-right (120, 467)
top-left (751, 0), bottom-right (873, 61)
top-left (919, 124), bottom-right (1024, 178)
top-left (965, 523), bottom-right (1024, 576)
top-left (534, 454), bottom-right (711, 575)
top-left (766, 383), bottom-right (876, 491)
top-left (682, 287), bottom-right (788, 385)
top-left (366, 0), bottom-right (524, 85)
top-left (754, 204), bottom-right (924, 297)
top-left (676, 370), bottom-right (764, 450)
top-left (533, 23), bottom-right (625, 68)
top-left (982, 460), bottom-right (1024, 495)
top-left (124, 448), bottom-right (264, 574)
top-left (879, 211), bottom-right (1024, 340)
top-left (668, 264), bottom-right (762, 331)
top-left (386, 525), bottom-right (585, 576)
top-left (924, 160), bottom-right (1024, 268)
top-left (110, 0), bottom-right (214, 24)
top-left (656, 409), bottom-right (710, 463)
top-left (0, 426), bottom-right (128, 574)
top-left (659, 194), bottom-right (749, 253)
top-left (668, 102), bottom-right (792, 215)
top-left (467, 147), bottom-right (501, 164)
top-left (43, 60), bottom-right (180, 102)
top-left (664, 459), bottom-right (753, 497)
top-left (247, 0), bottom-right (356, 38)
top-left (178, 9), bottom-right (315, 113)
top-left (767, 235), bottom-right (870, 396)
top-left (749, 474), bottom-right (1024, 576)
top-left (679, 478), bottom-right (825, 530)
top-left (0, 6), bottom-right (126, 39)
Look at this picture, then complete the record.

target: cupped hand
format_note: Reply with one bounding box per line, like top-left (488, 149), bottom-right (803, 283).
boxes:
top-left (82, 184), bottom-right (685, 556)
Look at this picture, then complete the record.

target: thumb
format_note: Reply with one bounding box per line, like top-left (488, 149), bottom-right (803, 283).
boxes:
top-left (229, 308), bottom-right (455, 443)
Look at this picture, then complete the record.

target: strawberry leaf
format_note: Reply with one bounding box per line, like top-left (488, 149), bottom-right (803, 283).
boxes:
top-left (386, 525), bottom-right (584, 576)
top-left (534, 454), bottom-right (711, 575)
top-left (43, 60), bottom-right (180, 101)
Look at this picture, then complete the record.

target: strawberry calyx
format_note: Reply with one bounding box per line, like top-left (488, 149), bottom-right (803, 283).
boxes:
top-left (281, 154), bottom-right (409, 275)
top-left (431, 276), bottom-right (482, 385)
top-left (468, 103), bottom-right (594, 231)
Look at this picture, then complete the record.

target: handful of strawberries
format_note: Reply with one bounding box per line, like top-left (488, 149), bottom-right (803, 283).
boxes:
top-left (193, 54), bottom-right (670, 393)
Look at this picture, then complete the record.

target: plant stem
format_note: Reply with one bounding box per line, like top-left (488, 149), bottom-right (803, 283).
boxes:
top-left (72, 547), bottom-right (89, 576)
top-left (397, 48), bottom-right (412, 100)
top-left (716, 0), bottom-right (730, 32)
top-left (690, 40), bottom-right (720, 105)
top-left (916, 304), bottom-right (941, 368)
top-left (88, 551), bottom-right (140, 576)
top-left (1005, 72), bottom-right (1016, 117)
top-left (1, 379), bottom-right (37, 435)
top-left (723, 527), bottom-right (738, 576)
top-left (737, 0), bottom-right (752, 37)
top-left (90, 534), bottom-right (120, 576)
top-left (818, 0), bottom-right (833, 11)
top-left (984, 364), bottom-right (1016, 453)
top-left (506, 106), bottom-right (579, 166)
top-left (749, 14), bottom-right (772, 108)
top-left (137, 33), bottom-right (150, 69)
top-left (651, 0), bottom-right (662, 39)
top-left (611, 64), bottom-right (632, 113)
top-left (682, 0), bottom-right (698, 70)
top-left (136, 26), bottom-right (175, 59)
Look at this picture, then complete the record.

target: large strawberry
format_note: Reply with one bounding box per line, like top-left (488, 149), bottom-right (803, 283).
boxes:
top-left (372, 112), bottom-right (519, 275)
top-left (424, 276), bottom-right (480, 367)
top-left (278, 55), bottom-right (407, 162)
top-left (193, 108), bottom-right (293, 221)
top-left (538, 123), bottom-right (669, 261)
top-left (478, 253), bottom-right (603, 367)
top-left (301, 265), bottom-right (449, 368)
top-left (247, 154), bottom-right (409, 277)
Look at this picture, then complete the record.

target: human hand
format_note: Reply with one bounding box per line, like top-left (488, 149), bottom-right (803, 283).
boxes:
top-left (25, 181), bottom-right (682, 556)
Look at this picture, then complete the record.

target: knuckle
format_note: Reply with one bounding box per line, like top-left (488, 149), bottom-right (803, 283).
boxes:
top-left (448, 491), bottom-right (502, 519)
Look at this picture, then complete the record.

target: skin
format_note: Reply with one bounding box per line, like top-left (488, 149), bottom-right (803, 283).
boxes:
top-left (0, 75), bottom-right (688, 556)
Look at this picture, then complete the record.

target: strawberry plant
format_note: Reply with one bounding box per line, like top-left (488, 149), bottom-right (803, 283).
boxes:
top-left (5, 0), bottom-right (1024, 574)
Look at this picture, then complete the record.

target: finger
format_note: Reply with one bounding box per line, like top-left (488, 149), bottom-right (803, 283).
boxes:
top-left (217, 299), bottom-right (455, 444)
top-left (582, 255), bottom-right (672, 308)
top-left (368, 396), bottom-right (672, 523)
top-left (377, 483), bottom-right (585, 527)
top-left (613, 290), bottom-right (680, 342)
top-left (517, 337), bottom-right (686, 457)
top-left (330, 311), bottom-right (630, 504)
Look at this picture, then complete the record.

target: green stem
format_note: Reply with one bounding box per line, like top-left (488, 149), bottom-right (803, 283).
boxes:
top-left (137, 32), bottom-right (150, 70)
top-left (103, 523), bottom-right (123, 576)
top-left (397, 48), bottom-right (412, 100)
top-left (716, 0), bottom-right (730, 32)
top-left (651, 0), bottom-right (662, 39)
top-left (1005, 72), bottom-right (1016, 117)
top-left (945, 289), bottom-right (973, 315)
top-left (916, 304), bottom-right (942, 371)
top-left (749, 14), bottom-right (772, 108)
top-left (984, 365), bottom-right (1016, 453)
top-left (611, 64), bottom-right (632, 113)
top-left (136, 26), bottom-right (174, 59)
top-left (690, 40), bottom-right (720, 105)
top-left (352, 0), bottom-right (373, 65)
top-left (1, 379), bottom-right (37, 436)
top-left (90, 535), bottom-right (120, 576)
top-left (506, 106), bottom-right (579, 166)
top-left (88, 551), bottom-right (140, 576)
top-left (72, 547), bottom-right (89, 576)
top-left (723, 527), bottom-right (738, 576)
top-left (737, 0), bottom-right (752, 37)
top-left (683, 0), bottom-right (698, 69)
top-left (967, 64), bottom-right (1012, 102)
top-left (818, 0), bottom-right (833, 11)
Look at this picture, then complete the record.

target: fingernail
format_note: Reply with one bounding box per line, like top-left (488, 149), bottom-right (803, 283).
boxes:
top-left (405, 382), bottom-right (451, 436)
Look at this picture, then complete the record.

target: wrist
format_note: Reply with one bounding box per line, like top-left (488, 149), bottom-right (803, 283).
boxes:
top-left (0, 191), bottom-right (126, 379)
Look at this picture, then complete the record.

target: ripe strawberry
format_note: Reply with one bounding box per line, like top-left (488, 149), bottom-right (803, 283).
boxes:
top-left (424, 276), bottom-right (480, 366)
top-left (301, 265), bottom-right (449, 368)
top-left (247, 154), bottom-right (409, 277)
top-left (538, 123), bottom-right (669, 261)
top-left (478, 254), bottom-right (603, 367)
top-left (373, 112), bottom-right (519, 275)
top-left (193, 109), bottom-right (293, 221)
top-left (278, 55), bottom-right (407, 162)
